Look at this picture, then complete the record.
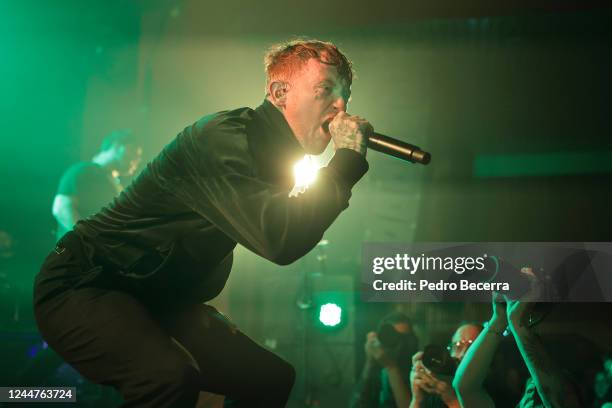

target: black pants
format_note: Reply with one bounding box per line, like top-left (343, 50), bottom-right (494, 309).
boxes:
top-left (33, 233), bottom-right (295, 408)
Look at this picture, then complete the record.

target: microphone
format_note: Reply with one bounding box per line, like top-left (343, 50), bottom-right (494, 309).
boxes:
top-left (368, 133), bottom-right (431, 165)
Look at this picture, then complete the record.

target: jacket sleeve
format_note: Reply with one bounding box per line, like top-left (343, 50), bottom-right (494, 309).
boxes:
top-left (172, 141), bottom-right (369, 265)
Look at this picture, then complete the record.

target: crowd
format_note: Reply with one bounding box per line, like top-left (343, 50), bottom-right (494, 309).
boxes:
top-left (352, 272), bottom-right (610, 408)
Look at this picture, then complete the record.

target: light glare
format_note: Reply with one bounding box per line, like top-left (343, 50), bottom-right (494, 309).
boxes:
top-left (290, 155), bottom-right (320, 197)
top-left (319, 303), bottom-right (342, 327)
top-left (293, 155), bottom-right (318, 188)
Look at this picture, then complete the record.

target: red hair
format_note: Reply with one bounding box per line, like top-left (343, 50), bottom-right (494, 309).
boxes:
top-left (264, 38), bottom-right (353, 93)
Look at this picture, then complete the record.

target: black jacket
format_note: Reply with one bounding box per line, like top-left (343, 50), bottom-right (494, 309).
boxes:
top-left (72, 100), bottom-right (368, 304)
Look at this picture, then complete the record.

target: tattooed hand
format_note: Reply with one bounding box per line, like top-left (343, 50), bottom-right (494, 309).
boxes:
top-left (328, 111), bottom-right (372, 156)
top-left (505, 269), bottom-right (580, 408)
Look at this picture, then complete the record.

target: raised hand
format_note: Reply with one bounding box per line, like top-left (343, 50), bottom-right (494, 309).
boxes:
top-left (505, 267), bottom-right (541, 330)
top-left (364, 331), bottom-right (396, 368)
top-left (489, 291), bottom-right (508, 333)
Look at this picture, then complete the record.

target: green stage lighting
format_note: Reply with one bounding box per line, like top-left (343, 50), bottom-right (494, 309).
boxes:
top-left (318, 302), bottom-right (343, 328)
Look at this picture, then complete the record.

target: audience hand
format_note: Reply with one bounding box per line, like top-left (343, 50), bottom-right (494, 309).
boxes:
top-left (365, 331), bottom-right (396, 368)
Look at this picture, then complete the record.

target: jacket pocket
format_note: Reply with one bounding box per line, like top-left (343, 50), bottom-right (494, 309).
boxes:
top-left (118, 242), bottom-right (177, 279)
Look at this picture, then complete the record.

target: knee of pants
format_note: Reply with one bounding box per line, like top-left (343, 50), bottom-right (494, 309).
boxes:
top-left (143, 358), bottom-right (201, 396)
top-left (270, 360), bottom-right (296, 394)
top-left (245, 359), bottom-right (295, 395)
top-left (226, 362), bottom-right (295, 405)
top-left (162, 361), bottom-right (200, 390)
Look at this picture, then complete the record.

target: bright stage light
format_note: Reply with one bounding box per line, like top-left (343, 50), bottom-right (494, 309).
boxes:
top-left (318, 302), bottom-right (343, 327)
top-left (291, 155), bottom-right (319, 196)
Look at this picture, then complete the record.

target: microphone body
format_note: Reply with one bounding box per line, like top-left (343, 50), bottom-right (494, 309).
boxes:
top-left (368, 133), bottom-right (431, 165)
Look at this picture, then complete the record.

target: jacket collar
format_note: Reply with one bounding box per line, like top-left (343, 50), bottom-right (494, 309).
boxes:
top-left (250, 99), bottom-right (305, 188)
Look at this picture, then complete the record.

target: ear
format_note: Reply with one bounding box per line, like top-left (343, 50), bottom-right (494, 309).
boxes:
top-left (268, 80), bottom-right (290, 109)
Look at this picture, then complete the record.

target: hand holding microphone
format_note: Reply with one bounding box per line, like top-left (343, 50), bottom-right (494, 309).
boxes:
top-left (327, 112), bottom-right (431, 165)
top-left (328, 111), bottom-right (371, 157)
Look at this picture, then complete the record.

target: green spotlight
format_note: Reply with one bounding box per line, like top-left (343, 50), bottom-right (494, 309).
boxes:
top-left (318, 302), bottom-right (343, 327)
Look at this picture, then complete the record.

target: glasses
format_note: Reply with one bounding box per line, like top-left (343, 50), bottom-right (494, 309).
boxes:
top-left (447, 339), bottom-right (474, 352)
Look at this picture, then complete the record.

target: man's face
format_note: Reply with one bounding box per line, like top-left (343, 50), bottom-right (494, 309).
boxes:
top-left (392, 322), bottom-right (412, 334)
top-left (449, 324), bottom-right (481, 361)
top-left (280, 58), bottom-right (350, 154)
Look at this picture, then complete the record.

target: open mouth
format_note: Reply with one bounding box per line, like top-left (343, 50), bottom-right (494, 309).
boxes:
top-left (322, 119), bottom-right (332, 133)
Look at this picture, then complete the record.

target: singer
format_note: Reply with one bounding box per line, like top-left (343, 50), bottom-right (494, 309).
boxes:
top-left (33, 39), bottom-right (372, 407)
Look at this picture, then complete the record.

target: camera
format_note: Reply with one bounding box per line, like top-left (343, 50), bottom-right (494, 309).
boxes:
top-left (377, 321), bottom-right (406, 350)
top-left (421, 344), bottom-right (458, 376)
top-left (376, 320), bottom-right (418, 367)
